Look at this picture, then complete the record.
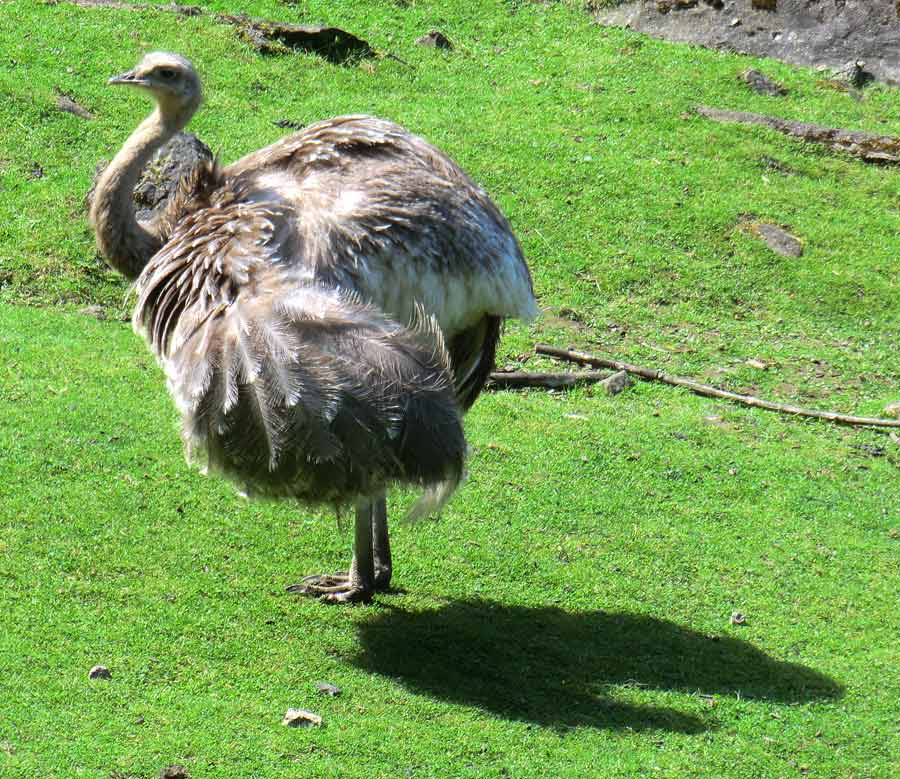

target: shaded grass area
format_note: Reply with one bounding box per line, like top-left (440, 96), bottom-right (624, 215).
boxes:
top-left (1, 0), bottom-right (899, 777)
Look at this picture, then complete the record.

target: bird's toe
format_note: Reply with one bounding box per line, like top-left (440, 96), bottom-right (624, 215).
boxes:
top-left (287, 572), bottom-right (373, 604)
top-left (286, 572), bottom-right (349, 595)
top-left (319, 587), bottom-right (374, 605)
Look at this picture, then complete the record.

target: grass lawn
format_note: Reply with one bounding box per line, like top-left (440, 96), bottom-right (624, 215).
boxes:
top-left (1, 1), bottom-right (898, 777)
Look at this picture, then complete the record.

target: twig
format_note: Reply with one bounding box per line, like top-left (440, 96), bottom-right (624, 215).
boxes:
top-left (486, 370), bottom-right (611, 391)
top-left (696, 106), bottom-right (900, 164)
top-left (381, 52), bottom-right (414, 69)
top-left (536, 344), bottom-right (900, 429)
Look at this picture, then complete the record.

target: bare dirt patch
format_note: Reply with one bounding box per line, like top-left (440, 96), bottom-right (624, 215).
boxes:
top-left (593, 1), bottom-right (900, 86)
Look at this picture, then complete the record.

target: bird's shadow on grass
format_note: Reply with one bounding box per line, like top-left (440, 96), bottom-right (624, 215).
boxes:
top-left (351, 600), bottom-right (842, 733)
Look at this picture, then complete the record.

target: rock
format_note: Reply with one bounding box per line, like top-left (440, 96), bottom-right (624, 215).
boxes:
top-left (558, 306), bottom-right (585, 323)
top-left (315, 681), bottom-right (342, 697)
top-left (853, 444), bottom-right (886, 458)
top-left (416, 30), bottom-right (453, 49)
top-left (591, 0), bottom-right (900, 86)
top-left (883, 401), bottom-right (900, 418)
top-left (79, 305), bottom-right (107, 321)
top-left (741, 68), bottom-right (787, 96)
top-left (749, 222), bottom-right (803, 258)
top-left (759, 156), bottom-right (794, 175)
top-left (656, 0), bottom-right (699, 13)
top-left (600, 370), bottom-right (632, 396)
top-left (831, 59), bottom-right (875, 89)
top-left (283, 708), bottom-right (323, 728)
top-left (88, 665), bottom-right (111, 680)
top-left (160, 766), bottom-right (189, 779)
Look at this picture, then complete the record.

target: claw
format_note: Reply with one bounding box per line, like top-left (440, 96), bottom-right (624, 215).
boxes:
top-left (287, 572), bottom-right (372, 603)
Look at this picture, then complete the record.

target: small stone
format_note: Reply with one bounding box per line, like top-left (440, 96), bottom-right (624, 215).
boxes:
top-left (283, 708), bottom-right (323, 728)
top-left (853, 443), bottom-right (886, 458)
top-left (729, 17), bottom-right (741, 27)
top-left (832, 59), bottom-right (873, 88)
top-left (79, 305), bottom-right (108, 321)
top-left (883, 401), bottom-right (900, 418)
top-left (746, 358), bottom-right (768, 370)
top-left (416, 30), bottom-right (452, 49)
top-left (741, 68), bottom-right (788, 96)
top-left (749, 222), bottom-right (803, 258)
top-left (88, 665), bottom-right (111, 680)
top-left (600, 370), bottom-right (632, 396)
top-left (160, 766), bottom-right (189, 779)
top-left (558, 306), bottom-right (585, 322)
top-left (315, 681), bottom-right (341, 697)
top-left (730, 611), bottom-right (746, 626)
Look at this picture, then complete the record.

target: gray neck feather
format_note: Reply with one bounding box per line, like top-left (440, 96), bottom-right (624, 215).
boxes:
top-left (90, 106), bottom-right (188, 281)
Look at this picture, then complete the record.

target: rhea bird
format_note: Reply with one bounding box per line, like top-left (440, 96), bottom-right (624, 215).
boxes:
top-left (89, 52), bottom-right (538, 603)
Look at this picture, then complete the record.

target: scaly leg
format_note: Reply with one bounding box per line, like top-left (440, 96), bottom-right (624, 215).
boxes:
top-left (372, 494), bottom-right (392, 590)
top-left (288, 492), bottom-right (393, 603)
top-left (288, 497), bottom-right (377, 604)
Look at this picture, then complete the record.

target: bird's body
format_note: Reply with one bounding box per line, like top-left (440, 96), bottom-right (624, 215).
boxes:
top-left (89, 53), bottom-right (537, 602)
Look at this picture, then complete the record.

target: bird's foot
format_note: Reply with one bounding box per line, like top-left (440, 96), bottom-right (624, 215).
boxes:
top-left (286, 573), bottom-right (373, 604)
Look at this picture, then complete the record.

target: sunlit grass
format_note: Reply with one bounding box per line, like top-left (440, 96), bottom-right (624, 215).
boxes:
top-left (0, 2), bottom-right (897, 778)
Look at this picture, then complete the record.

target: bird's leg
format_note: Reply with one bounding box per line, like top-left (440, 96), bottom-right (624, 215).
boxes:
top-left (372, 493), bottom-right (392, 590)
top-left (288, 498), bottom-right (376, 604)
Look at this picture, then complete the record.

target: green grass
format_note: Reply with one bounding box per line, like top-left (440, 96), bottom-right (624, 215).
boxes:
top-left (1, 1), bottom-right (898, 777)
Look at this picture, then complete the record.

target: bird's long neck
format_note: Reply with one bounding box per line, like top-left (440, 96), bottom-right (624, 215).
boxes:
top-left (89, 106), bottom-right (187, 280)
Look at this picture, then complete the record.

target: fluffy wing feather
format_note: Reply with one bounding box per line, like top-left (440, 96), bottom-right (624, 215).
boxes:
top-left (133, 192), bottom-right (465, 505)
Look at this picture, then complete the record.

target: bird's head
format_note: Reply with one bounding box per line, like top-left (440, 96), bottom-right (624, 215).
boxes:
top-left (108, 52), bottom-right (202, 124)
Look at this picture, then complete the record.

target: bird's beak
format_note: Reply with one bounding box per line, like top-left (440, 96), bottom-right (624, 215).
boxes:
top-left (108, 69), bottom-right (147, 87)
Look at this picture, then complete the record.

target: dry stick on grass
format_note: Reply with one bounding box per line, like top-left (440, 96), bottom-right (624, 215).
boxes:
top-left (486, 370), bottom-right (611, 391)
top-left (536, 344), bottom-right (900, 429)
top-left (695, 106), bottom-right (900, 164)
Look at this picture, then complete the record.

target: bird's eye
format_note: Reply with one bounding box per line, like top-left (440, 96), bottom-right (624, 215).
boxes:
top-left (158, 68), bottom-right (177, 80)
